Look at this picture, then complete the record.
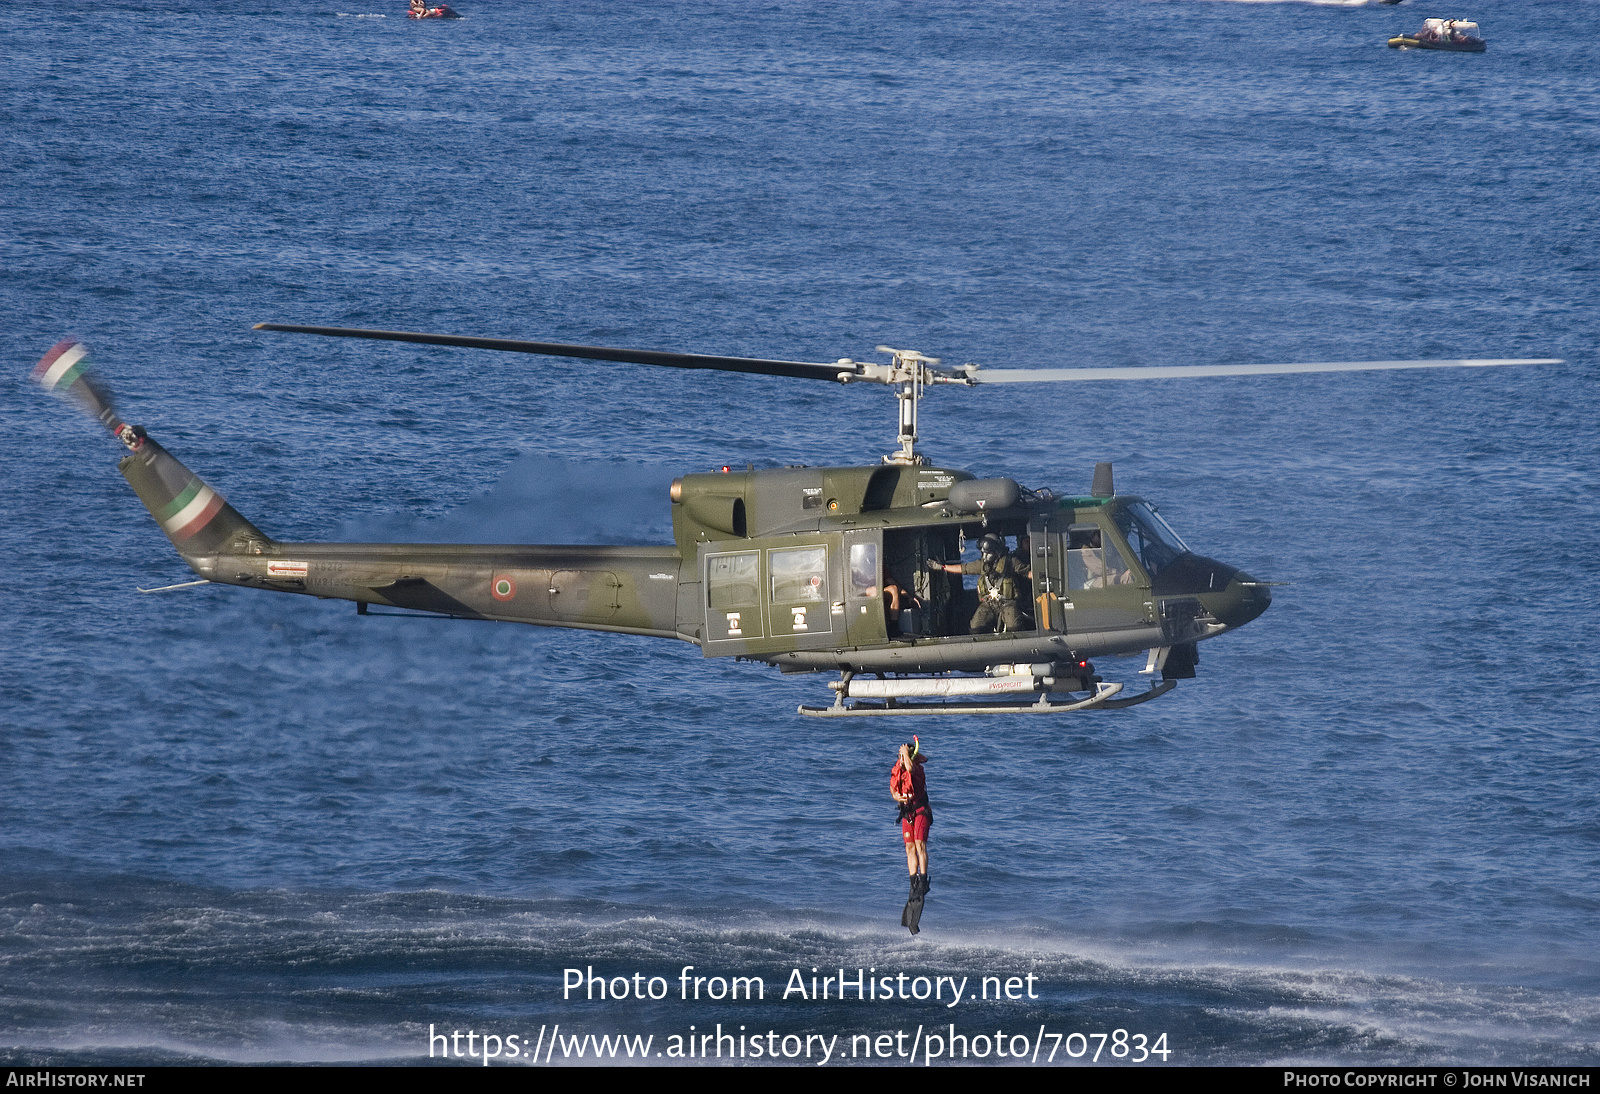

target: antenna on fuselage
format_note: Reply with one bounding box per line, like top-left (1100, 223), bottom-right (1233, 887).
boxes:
top-left (1091, 462), bottom-right (1115, 498)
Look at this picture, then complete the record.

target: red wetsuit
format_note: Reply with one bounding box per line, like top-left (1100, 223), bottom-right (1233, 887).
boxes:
top-left (892, 759), bottom-right (931, 844)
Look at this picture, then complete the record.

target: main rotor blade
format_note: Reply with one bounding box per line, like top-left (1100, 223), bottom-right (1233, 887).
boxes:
top-left (966, 358), bottom-right (1563, 383)
top-left (253, 324), bottom-right (855, 383)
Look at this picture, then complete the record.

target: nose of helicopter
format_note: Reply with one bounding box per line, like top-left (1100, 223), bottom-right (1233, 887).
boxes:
top-left (1154, 555), bottom-right (1272, 631)
top-left (1208, 567), bottom-right (1271, 630)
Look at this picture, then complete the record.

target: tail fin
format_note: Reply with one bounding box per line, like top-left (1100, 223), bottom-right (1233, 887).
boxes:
top-left (33, 341), bottom-right (271, 559)
top-left (117, 434), bottom-right (271, 558)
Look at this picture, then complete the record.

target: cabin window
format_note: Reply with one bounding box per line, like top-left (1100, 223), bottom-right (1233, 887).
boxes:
top-left (848, 542), bottom-right (879, 599)
top-left (707, 552), bottom-right (760, 611)
top-left (770, 546), bottom-right (828, 604)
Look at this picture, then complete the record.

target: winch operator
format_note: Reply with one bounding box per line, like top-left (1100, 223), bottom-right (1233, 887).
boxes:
top-left (932, 533), bottom-right (1031, 634)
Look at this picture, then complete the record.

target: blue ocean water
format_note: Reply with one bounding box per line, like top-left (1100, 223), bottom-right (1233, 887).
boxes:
top-left (2, 0), bottom-right (1598, 1067)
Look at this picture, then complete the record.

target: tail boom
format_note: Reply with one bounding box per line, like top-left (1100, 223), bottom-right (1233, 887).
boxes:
top-left (212, 542), bottom-right (689, 640)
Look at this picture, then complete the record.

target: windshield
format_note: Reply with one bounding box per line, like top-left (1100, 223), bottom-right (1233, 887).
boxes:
top-left (1112, 502), bottom-right (1190, 578)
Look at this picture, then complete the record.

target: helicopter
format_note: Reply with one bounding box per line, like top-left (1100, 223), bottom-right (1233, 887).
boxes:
top-left (32, 328), bottom-right (1559, 717)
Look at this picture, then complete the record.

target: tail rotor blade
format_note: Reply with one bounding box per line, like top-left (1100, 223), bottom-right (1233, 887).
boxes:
top-left (30, 339), bottom-right (270, 556)
top-left (32, 340), bottom-right (126, 433)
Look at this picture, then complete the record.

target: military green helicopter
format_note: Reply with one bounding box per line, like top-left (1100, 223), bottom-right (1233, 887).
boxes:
top-left (32, 329), bottom-right (1558, 717)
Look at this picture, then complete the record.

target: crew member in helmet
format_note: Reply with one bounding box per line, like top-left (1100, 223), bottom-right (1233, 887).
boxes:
top-left (1011, 533), bottom-right (1036, 620)
top-left (932, 533), bottom-right (1031, 634)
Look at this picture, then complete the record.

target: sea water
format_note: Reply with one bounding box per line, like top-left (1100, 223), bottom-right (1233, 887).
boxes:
top-left (1, 0), bottom-right (1597, 1066)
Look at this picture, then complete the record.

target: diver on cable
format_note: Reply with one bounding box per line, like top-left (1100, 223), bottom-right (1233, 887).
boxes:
top-left (892, 736), bottom-right (932, 934)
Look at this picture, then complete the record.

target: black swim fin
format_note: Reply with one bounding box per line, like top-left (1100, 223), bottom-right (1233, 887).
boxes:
top-left (902, 875), bottom-right (925, 934)
top-left (904, 893), bottom-right (924, 934)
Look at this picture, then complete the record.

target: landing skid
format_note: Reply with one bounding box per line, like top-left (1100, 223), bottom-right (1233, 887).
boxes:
top-left (799, 680), bottom-right (1163, 718)
top-left (1094, 679), bottom-right (1177, 709)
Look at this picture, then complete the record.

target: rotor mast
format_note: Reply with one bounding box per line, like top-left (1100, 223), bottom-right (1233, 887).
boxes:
top-left (885, 346), bottom-right (936, 465)
top-left (837, 346), bottom-right (974, 465)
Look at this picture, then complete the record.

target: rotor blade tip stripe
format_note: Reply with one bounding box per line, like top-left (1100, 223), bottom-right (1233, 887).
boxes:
top-left (34, 341), bottom-right (90, 389)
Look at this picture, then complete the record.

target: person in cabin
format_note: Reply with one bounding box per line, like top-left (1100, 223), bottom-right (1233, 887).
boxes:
top-left (932, 533), bottom-right (1030, 633)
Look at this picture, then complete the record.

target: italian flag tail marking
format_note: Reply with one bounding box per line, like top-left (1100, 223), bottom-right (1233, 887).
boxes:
top-left (158, 477), bottom-right (226, 542)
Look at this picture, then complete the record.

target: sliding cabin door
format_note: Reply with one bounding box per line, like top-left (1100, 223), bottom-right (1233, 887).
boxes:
top-left (699, 536), bottom-right (845, 657)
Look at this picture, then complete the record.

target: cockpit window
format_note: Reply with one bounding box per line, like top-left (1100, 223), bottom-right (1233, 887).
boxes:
top-left (1137, 503), bottom-right (1190, 553)
top-left (1113, 502), bottom-right (1189, 578)
top-left (1067, 524), bottom-right (1134, 589)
